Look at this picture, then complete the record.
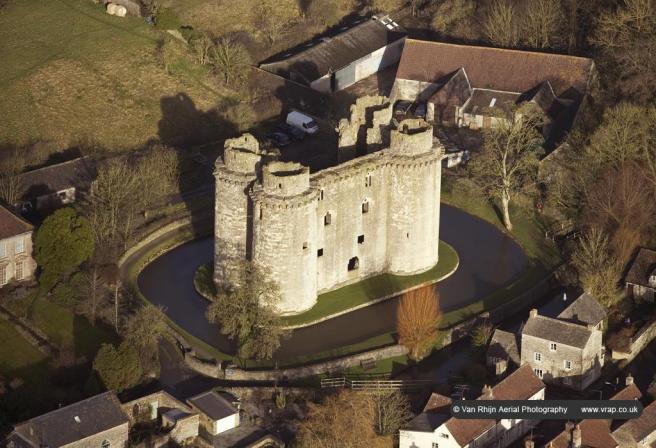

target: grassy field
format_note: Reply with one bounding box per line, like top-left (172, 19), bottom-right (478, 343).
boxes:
top-left (0, 319), bottom-right (48, 378)
top-left (0, 0), bottom-right (228, 152)
top-left (281, 241), bottom-right (459, 327)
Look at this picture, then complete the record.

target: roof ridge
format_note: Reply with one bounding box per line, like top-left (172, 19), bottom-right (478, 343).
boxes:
top-left (533, 314), bottom-right (592, 330)
top-left (403, 38), bottom-right (593, 63)
top-left (21, 155), bottom-right (91, 175)
top-left (21, 391), bottom-right (118, 424)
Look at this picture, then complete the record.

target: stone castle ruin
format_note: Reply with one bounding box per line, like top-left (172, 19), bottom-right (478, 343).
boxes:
top-left (214, 97), bottom-right (444, 314)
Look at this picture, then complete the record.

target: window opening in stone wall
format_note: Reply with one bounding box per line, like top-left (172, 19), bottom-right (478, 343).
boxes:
top-left (317, 248), bottom-right (324, 257)
top-left (406, 233), bottom-right (410, 238)
top-left (324, 212), bottom-right (332, 225)
top-left (365, 174), bottom-right (372, 187)
top-left (358, 235), bottom-right (364, 244)
top-left (259, 207), bottom-right (262, 219)
top-left (319, 189), bottom-right (324, 200)
top-left (348, 256), bottom-right (359, 271)
top-left (278, 183), bottom-right (282, 189)
top-left (362, 201), bottom-right (369, 214)
top-left (303, 242), bottom-right (308, 250)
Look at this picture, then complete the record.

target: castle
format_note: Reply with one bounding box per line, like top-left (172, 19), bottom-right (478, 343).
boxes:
top-left (214, 98), bottom-right (444, 314)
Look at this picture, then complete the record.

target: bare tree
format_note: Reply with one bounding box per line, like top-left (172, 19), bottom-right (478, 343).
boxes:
top-left (191, 33), bottom-right (214, 66)
top-left (469, 106), bottom-right (545, 231)
top-left (296, 390), bottom-right (392, 448)
top-left (431, 0), bottom-right (478, 39)
top-left (521, 0), bottom-right (564, 48)
top-left (0, 149), bottom-right (24, 206)
top-left (371, 390), bottom-right (412, 437)
top-left (571, 228), bottom-right (622, 309)
top-left (211, 37), bottom-right (251, 85)
top-left (484, 0), bottom-right (519, 47)
top-left (397, 287), bottom-right (442, 361)
top-left (252, 0), bottom-right (294, 44)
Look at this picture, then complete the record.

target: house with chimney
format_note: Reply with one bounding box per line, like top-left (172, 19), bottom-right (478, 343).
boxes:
top-left (399, 364), bottom-right (545, 448)
top-left (488, 292), bottom-right (606, 391)
top-left (624, 247), bottom-right (656, 303)
top-left (0, 205), bottom-right (36, 288)
top-left (392, 39), bottom-right (595, 149)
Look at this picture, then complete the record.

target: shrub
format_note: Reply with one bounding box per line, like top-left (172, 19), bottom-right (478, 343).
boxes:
top-left (155, 7), bottom-right (181, 30)
top-left (93, 342), bottom-right (143, 392)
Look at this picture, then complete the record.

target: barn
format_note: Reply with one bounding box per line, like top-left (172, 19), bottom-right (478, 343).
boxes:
top-left (259, 14), bottom-right (406, 93)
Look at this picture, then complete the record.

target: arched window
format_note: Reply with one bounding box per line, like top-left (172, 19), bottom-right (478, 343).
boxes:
top-left (101, 440), bottom-right (111, 448)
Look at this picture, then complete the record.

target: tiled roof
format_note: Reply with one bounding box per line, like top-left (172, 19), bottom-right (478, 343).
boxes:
top-left (188, 390), bottom-right (238, 421)
top-left (396, 39), bottom-right (593, 99)
top-left (557, 292), bottom-right (607, 327)
top-left (427, 67), bottom-right (472, 107)
top-left (461, 88), bottom-right (521, 116)
top-left (445, 365), bottom-right (543, 445)
top-left (18, 156), bottom-right (96, 201)
top-left (260, 16), bottom-right (406, 83)
top-left (613, 400), bottom-right (656, 445)
top-left (547, 420), bottom-right (618, 448)
top-left (610, 382), bottom-right (642, 401)
top-left (487, 329), bottom-right (520, 365)
top-left (423, 392), bottom-right (452, 413)
top-left (12, 392), bottom-right (128, 447)
top-left (625, 247), bottom-right (656, 288)
top-left (522, 314), bottom-right (592, 349)
top-left (0, 205), bottom-right (33, 240)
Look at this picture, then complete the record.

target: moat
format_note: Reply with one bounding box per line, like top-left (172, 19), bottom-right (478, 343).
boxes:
top-left (137, 204), bottom-right (527, 360)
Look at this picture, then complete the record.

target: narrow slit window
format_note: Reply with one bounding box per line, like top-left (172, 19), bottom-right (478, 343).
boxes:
top-left (324, 212), bottom-right (332, 226)
top-left (362, 201), bottom-right (369, 214)
top-left (302, 242), bottom-right (308, 250)
top-left (357, 235), bottom-right (364, 244)
top-left (317, 248), bottom-right (324, 257)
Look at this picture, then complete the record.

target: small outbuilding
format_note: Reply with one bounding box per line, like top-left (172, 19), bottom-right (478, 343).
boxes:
top-left (624, 247), bottom-right (656, 303)
top-left (259, 14), bottom-right (406, 93)
top-left (187, 390), bottom-right (240, 436)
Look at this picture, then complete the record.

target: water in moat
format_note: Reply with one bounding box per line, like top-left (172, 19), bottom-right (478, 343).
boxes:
top-left (137, 204), bottom-right (528, 359)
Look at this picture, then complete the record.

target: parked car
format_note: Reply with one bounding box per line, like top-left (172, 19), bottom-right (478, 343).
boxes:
top-left (277, 123), bottom-right (305, 141)
top-left (287, 111), bottom-right (319, 134)
top-left (265, 131), bottom-right (291, 147)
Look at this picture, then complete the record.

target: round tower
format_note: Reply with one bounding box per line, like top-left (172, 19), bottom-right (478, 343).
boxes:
top-left (386, 119), bottom-right (444, 275)
top-left (214, 134), bottom-right (267, 288)
top-left (251, 161), bottom-right (318, 314)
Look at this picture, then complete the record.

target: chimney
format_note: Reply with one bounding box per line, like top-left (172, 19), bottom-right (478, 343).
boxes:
top-left (529, 308), bottom-right (538, 318)
top-left (626, 373), bottom-right (634, 386)
top-left (572, 423), bottom-right (582, 448)
top-left (524, 437), bottom-right (535, 448)
top-left (565, 421), bottom-right (575, 432)
top-left (482, 384), bottom-right (494, 399)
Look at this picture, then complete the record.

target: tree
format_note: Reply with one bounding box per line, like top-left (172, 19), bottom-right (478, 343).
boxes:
top-left (520, 0), bottom-right (564, 48)
top-left (92, 342), bottom-right (143, 392)
top-left (305, 0), bottom-right (340, 27)
top-left (371, 390), bottom-right (412, 437)
top-left (0, 149), bottom-right (24, 206)
top-left (137, 145), bottom-right (181, 210)
top-left (191, 33), bottom-right (214, 66)
top-left (211, 37), bottom-right (251, 85)
top-left (34, 207), bottom-right (95, 290)
top-left (125, 305), bottom-right (168, 373)
top-left (397, 287), bottom-right (442, 361)
top-left (295, 390), bottom-right (392, 448)
top-left (591, 0), bottom-right (656, 102)
top-left (484, 0), bottom-right (519, 47)
top-left (471, 321), bottom-right (494, 347)
top-left (252, 0), bottom-right (297, 44)
top-left (206, 261), bottom-right (288, 360)
top-left (431, 0), bottom-right (478, 39)
top-left (571, 228), bottom-right (622, 309)
top-left (469, 106), bottom-right (545, 231)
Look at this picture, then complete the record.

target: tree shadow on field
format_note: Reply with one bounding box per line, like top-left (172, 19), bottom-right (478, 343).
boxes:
top-left (157, 92), bottom-right (238, 238)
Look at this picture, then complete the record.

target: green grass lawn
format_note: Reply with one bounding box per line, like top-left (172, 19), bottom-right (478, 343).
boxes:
top-left (30, 299), bottom-right (115, 361)
top-left (0, 0), bottom-right (230, 151)
top-left (0, 320), bottom-right (48, 377)
top-left (281, 241), bottom-right (459, 327)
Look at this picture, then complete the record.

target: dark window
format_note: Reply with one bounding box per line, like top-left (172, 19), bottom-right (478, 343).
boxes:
top-left (319, 189), bottom-right (324, 200)
top-left (348, 257), bottom-right (359, 271)
top-left (303, 242), bottom-right (308, 250)
top-left (324, 212), bottom-right (332, 225)
top-left (278, 183), bottom-right (282, 189)
top-left (317, 248), bottom-right (324, 257)
top-left (406, 232), bottom-right (410, 238)
top-left (362, 201), bottom-right (369, 214)
top-left (259, 207), bottom-right (263, 219)
top-left (365, 174), bottom-right (372, 187)
top-left (358, 235), bottom-right (364, 244)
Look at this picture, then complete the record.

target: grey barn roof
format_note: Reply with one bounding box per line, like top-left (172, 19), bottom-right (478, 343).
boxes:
top-left (557, 292), bottom-right (606, 327)
top-left (488, 328), bottom-right (520, 364)
top-left (18, 156), bottom-right (96, 201)
top-left (188, 390), bottom-right (238, 421)
top-left (625, 247), bottom-right (656, 288)
top-left (12, 392), bottom-right (128, 447)
top-left (259, 15), bottom-right (406, 84)
top-left (522, 315), bottom-right (592, 349)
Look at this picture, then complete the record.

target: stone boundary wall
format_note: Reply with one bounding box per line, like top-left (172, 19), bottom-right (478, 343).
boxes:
top-left (0, 305), bottom-right (58, 357)
top-left (612, 319), bottom-right (656, 363)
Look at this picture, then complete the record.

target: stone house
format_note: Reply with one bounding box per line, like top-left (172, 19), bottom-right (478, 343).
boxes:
top-left (187, 390), bottom-right (240, 436)
top-left (260, 15), bottom-right (406, 93)
top-left (17, 156), bottom-right (96, 215)
top-left (0, 205), bottom-right (36, 288)
top-left (5, 392), bottom-right (129, 448)
top-left (392, 39), bottom-right (595, 149)
top-left (612, 399), bottom-right (656, 447)
top-left (488, 292), bottom-right (606, 390)
top-left (624, 247), bottom-right (656, 303)
top-left (399, 364), bottom-right (545, 448)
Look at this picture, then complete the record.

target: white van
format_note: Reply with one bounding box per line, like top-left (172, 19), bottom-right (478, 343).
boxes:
top-left (286, 111), bottom-right (319, 135)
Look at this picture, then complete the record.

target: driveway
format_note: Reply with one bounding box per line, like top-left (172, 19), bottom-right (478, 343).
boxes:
top-left (136, 204), bottom-right (528, 359)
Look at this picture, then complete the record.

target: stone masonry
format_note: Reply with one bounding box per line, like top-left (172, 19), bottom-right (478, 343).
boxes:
top-left (214, 98), bottom-right (444, 314)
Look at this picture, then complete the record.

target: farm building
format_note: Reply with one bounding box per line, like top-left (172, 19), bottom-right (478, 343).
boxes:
top-left (259, 14), bottom-right (406, 93)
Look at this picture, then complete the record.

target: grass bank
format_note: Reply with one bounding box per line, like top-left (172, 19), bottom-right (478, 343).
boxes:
top-left (281, 241), bottom-right (459, 328)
